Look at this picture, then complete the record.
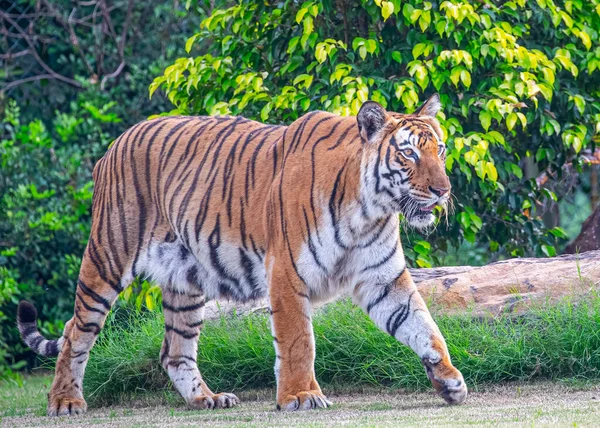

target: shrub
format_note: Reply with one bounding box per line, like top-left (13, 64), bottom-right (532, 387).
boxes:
top-left (151, 0), bottom-right (600, 265)
top-left (0, 99), bottom-right (119, 372)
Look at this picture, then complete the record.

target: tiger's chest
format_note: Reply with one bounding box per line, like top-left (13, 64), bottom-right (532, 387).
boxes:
top-left (295, 214), bottom-right (405, 302)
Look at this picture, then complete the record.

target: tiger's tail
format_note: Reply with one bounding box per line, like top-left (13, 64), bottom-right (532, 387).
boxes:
top-left (17, 301), bottom-right (63, 357)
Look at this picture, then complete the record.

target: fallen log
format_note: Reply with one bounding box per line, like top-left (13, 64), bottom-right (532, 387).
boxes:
top-left (203, 251), bottom-right (600, 319)
top-left (414, 250), bottom-right (600, 315)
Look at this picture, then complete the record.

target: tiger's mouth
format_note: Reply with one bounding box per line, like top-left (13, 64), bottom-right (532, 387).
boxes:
top-left (402, 199), bottom-right (442, 229)
top-left (418, 202), bottom-right (437, 214)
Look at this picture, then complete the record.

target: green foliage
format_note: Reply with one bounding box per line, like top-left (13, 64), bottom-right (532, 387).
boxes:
top-left (0, 99), bottom-right (117, 373)
top-left (152, 0), bottom-right (600, 261)
top-left (0, 0), bottom-right (204, 375)
top-left (83, 294), bottom-right (600, 404)
top-left (3, 0), bottom-right (202, 126)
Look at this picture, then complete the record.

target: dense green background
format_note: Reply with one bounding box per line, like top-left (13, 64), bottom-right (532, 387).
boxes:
top-left (1, 0), bottom-right (598, 380)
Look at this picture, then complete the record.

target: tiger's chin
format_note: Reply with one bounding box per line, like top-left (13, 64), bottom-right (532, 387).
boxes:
top-left (407, 213), bottom-right (436, 230)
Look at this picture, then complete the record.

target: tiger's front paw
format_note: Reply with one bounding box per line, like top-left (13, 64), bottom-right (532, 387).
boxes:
top-left (188, 392), bottom-right (240, 410)
top-left (422, 358), bottom-right (468, 405)
top-left (277, 390), bottom-right (332, 411)
top-left (47, 396), bottom-right (87, 416)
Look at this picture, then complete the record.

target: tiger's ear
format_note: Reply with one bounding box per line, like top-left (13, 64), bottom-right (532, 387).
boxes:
top-left (357, 101), bottom-right (388, 143)
top-left (414, 93), bottom-right (442, 117)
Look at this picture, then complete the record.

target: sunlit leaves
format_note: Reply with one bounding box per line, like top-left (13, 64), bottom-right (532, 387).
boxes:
top-left (352, 37), bottom-right (378, 60)
top-left (149, 0), bottom-right (599, 260)
top-left (562, 125), bottom-right (588, 153)
top-left (569, 94), bottom-right (586, 114)
top-left (376, 0), bottom-right (395, 21)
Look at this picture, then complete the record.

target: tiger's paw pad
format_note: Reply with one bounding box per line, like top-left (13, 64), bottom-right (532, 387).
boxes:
top-left (47, 397), bottom-right (87, 416)
top-left (422, 359), bottom-right (468, 405)
top-left (189, 393), bottom-right (240, 410)
top-left (277, 391), bottom-right (332, 411)
top-left (438, 378), bottom-right (467, 405)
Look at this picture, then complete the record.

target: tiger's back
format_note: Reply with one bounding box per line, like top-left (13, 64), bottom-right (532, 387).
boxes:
top-left (93, 115), bottom-right (287, 302)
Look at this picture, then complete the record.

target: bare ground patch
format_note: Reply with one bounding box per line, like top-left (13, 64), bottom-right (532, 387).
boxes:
top-left (2, 379), bottom-right (600, 427)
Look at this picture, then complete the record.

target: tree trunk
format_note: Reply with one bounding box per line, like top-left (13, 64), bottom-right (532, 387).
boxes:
top-left (564, 205), bottom-right (600, 254)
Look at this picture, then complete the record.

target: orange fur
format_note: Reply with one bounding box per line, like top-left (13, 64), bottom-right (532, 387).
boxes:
top-left (18, 96), bottom-right (466, 415)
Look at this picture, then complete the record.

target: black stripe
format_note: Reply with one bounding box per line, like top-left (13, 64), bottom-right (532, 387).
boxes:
top-left (165, 323), bottom-right (199, 339)
top-left (186, 320), bottom-right (204, 328)
top-left (21, 325), bottom-right (38, 338)
top-left (130, 119), bottom-right (169, 275)
top-left (76, 293), bottom-right (107, 315)
top-left (162, 301), bottom-right (205, 312)
top-left (367, 284), bottom-right (392, 313)
top-left (302, 207), bottom-right (328, 273)
top-left (45, 340), bottom-right (59, 356)
top-left (386, 291), bottom-right (415, 337)
top-left (30, 335), bottom-right (44, 351)
top-left (77, 279), bottom-right (111, 311)
top-left (329, 161), bottom-right (350, 249)
top-left (360, 243), bottom-right (398, 272)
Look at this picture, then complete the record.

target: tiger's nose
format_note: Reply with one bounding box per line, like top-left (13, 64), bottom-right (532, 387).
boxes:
top-left (429, 186), bottom-right (450, 197)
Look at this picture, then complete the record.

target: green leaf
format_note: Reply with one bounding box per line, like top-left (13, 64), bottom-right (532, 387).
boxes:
top-left (475, 160), bottom-right (487, 180)
top-left (260, 103), bottom-right (272, 121)
top-left (412, 43), bottom-right (427, 59)
top-left (464, 151), bottom-right (479, 165)
top-left (571, 95), bottom-right (586, 114)
top-left (296, 7), bottom-right (308, 24)
top-left (381, 1), bottom-right (395, 21)
top-left (541, 244), bottom-right (556, 257)
top-left (469, 212), bottom-right (483, 230)
top-left (414, 240), bottom-right (431, 255)
top-left (460, 69), bottom-right (471, 88)
top-left (185, 34), bottom-right (198, 53)
top-left (480, 111), bottom-right (491, 131)
top-left (506, 113), bottom-right (518, 131)
top-left (315, 44), bottom-right (327, 63)
top-left (449, 67), bottom-right (461, 87)
top-left (486, 162), bottom-right (498, 182)
top-left (392, 51), bottom-right (402, 64)
top-left (458, 212), bottom-right (471, 229)
top-left (549, 227), bottom-right (568, 238)
top-left (510, 163), bottom-right (523, 179)
top-left (359, 46), bottom-right (367, 60)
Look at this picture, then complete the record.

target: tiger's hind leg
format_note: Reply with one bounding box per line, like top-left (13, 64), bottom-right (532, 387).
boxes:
top-left (46, 251), bottom-right (133, 416)
top-left (160, 288), bottom-right (240, 410)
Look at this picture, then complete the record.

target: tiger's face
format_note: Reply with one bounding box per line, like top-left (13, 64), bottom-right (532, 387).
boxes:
top-left (357, 95), bottom-right (450, 229)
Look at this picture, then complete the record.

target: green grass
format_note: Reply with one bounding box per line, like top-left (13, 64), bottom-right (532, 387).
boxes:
top-left (80, 294), bottom-right (600, 406)
top-left (0, 374), bottom-right (49, 418)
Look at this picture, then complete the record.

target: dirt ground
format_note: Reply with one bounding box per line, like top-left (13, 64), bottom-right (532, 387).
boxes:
top-left (2, 379), bottom-right (600, 427)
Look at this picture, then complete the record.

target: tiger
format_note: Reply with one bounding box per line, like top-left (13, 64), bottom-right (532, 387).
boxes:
top-left (17, 94), bottom-right (467, 416)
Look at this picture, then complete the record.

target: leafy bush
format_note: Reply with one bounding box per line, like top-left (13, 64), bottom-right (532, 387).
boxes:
top-left (0, 0), bottom-right (204, 375)
top-left (152, 0), bottom-right (600, 265)
top-left (0, 99), bottom-right (119, 373)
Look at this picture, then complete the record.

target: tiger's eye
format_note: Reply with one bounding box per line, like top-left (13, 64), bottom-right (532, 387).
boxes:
top-left (403, 149), bottom-right (413, 156)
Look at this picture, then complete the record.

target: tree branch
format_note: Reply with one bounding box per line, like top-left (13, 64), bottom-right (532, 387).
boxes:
top-left (100, 61), bottom-right (124, 90)
top-left (118, 0), bottom-right (134, 60)
top-left (1, 74), bottom-right (56, 91)
top-left (0, 10), bottom-right (83, 89)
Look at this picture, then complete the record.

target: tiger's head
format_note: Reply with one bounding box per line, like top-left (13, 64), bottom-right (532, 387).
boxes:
top-left (357, 94), bottom-right (450, 230)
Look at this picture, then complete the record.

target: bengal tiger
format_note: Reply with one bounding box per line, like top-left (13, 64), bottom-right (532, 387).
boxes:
top-left (17, 94), bottom-right (467, 415)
